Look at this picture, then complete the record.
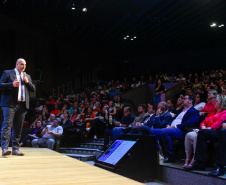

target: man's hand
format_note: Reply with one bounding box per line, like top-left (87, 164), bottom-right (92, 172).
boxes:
top-left (47, 129), bottom-right (52, 134)
top-left (13, 79), bottom-right (20, 87)
top-left (166, 126), bottom-right (175, 128)
top-left (135, 122), bottom-right (143, 126)
top-left (156, 108), bottom-right (163, 116)
top-left (114, 122), bottom-right (120, 126)
top-left (23, 73), bottom-right (29, 83)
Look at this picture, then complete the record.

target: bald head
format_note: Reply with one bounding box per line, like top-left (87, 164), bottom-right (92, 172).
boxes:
top-left (16, 58), bottom-right (26, 72)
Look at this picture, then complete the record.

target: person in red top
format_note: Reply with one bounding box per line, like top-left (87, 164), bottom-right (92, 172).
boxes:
top-left (50, 104), bottom-right (60, 117)
top-left (183, 94), bottom-right (226, 168)
top-left (49, 95), bottom-right (56, 105)
top-left (200, 89), bottom-right (217, 114)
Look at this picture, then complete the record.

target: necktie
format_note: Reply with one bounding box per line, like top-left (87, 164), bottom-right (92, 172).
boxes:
top-left (143, 115), bottom-right (151, 124)
top-left (20, 73), bottom-right (24, 101)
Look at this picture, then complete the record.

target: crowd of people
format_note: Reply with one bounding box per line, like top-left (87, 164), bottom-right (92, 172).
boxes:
top-left (21, 68), bottom-right (226, 177)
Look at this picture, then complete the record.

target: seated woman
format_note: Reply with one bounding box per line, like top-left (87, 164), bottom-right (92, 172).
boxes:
top-left (19, 120), bottom-right (44, 147)
top-left (200, 89), bottom-right (217, 114)
top-left (115, 96), bottom-right (124, 120)
top-left (70, 108), bottom-right (81, 124)
top-left (60, 111), bottom-right (72, 145)
top-left (88, 105), bottom-right (109, 139)
top-left (82, 107), bottom-right (96, 136)
top-left (183, 94), bottom-right (226, 169)
top-left (93, 102), bottom-right (102, 115)
top-left (108, 100), bottom-right (117, 127)
top-left (30, 114), bottom-right (45, 128)
top-left (170, 97), bottom-right (184, 118)
top-left (194, 93), bottom-right (206, 112)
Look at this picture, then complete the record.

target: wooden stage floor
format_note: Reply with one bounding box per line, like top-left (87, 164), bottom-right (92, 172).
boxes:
top-left (0, 148), bottom-right (142, 185)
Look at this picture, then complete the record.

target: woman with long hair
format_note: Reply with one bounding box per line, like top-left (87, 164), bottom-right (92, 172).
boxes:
top-left (183, 95), bottom-right (226, 169)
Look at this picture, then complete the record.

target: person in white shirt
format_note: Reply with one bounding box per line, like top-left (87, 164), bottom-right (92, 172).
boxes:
top-left (149, 95), bottom-right (200, 163)
top-left (32, 118), bottom-right (63, 150)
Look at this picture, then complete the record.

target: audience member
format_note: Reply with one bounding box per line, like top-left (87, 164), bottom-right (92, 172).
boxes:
top-left (184, 95), bottom-right (226, 168)
top-left (32, 118), bottom-right (63, 150)
top-left (154, 79), bottom-right (165, 105)
top-left (149, 95), bottom-right (200, 162)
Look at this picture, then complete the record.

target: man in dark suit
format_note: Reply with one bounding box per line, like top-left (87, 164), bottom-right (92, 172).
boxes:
top-left (149, 95), bottom-right (200, 162)
top-left (112, 102), bottom-right (156, 140)
top-left (129, 101), bottom-right (172, 135)
top-left (0, 58), bottom-right (35, 156)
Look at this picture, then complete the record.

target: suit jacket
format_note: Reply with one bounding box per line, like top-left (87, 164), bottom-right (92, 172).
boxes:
top-left (129, 112), bottom-right (150, 127)
top-left (176, 106), bottom-right (200, 133)
top-left (0, 69), bottom-right (36, 109)
top-left (154, 111), bottom-right (172, 128)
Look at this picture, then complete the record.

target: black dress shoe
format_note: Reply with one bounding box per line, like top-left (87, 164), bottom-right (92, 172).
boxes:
top-left (208, 167), bottom-right (224, 177)
top-left (184, 162), bottom-right (205, 171)
top-left (12, 150), bottom-right (24, 156)
top-left (2, 149), bottom-right (11, 156)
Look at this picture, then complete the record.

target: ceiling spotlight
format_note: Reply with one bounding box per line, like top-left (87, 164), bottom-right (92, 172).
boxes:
top-left (134, 36), bottom-right (137, 39)
top-left (72, 7), bottom-right (75, 10)
top-left (82, 8), bottom-right (87, 12)
top-left (210, 23), bottom-right (217, 27)
top-left (126, 35), bottom-right (129, 38)
top-left (131, 38), bottom-right (134, 40)
top-left (124, 37), bottom-right (127, 40)
top-left (218, 24), bottom-right (224, 28)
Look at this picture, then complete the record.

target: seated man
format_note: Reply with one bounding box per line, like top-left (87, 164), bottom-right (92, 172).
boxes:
top-left (43, 114), bottom-right (55, 127)
top-left (113, 103), bottom-right (149, 140)
top-left (103, 107), bottom-right (135, 149)
top-left (149, 95), bottom-right (200, 162)
top-left (129, 102), bottom-right (172, 135)
top-left (32, 118), bottom-right (63, 150)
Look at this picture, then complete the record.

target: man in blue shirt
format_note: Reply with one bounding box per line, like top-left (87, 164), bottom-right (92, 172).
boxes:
top-left (103, 107), bottom-right (135, 150)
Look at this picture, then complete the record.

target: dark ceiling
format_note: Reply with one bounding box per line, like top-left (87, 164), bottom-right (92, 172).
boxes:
top-left (1, 0), bottom-right (226, 60)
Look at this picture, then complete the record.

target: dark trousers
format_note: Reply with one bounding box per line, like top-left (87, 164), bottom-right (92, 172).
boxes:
top-left (129, 125), bottom-right (151, 135)
top-left (89, 119), bottom-right (106, 138)
top-left (104, 129), bottom-right (113, 147)
top-left (149, 128), bottom-right (184, 157)
top-left (21, 134), bottom-right (39, 146)
top-left (195, 129), bottom-right (226, 167)
top-left (1, 103), bottom-right (26, 150)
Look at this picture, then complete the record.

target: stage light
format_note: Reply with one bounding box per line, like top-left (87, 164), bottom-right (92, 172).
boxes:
top-left (82, 8), bottom-right (87, 12)
top-left (124, 37), bottom-right (127, 40)
top-left (131, 38), bottom-right (134, 40)
top-left (218, 24), bottom-right (224, 28)
top-left (210, 23), bottom-right (217, 27)
top-left (72, 7), bottom-right (75, 10)
top-left (134, 36), bottom-right (137, 39)
top-left (126, 35), bottom-right (129, 37)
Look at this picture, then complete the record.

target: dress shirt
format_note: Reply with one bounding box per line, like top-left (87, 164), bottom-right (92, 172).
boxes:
top-left (171, 107), bottom-right (191, 128)
top-left (14, 68), bottom-right (25, 102)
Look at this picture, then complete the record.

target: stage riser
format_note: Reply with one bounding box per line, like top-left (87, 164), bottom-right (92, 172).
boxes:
top-left (80, 143), bottom-right (104, 149)
top-left (158, 165), bottom-right (226, 185)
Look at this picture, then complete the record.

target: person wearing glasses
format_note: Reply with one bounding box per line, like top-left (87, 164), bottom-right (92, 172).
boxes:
top-left (200, 89), bottom-right (218, 115)
top-left (185, 95), bottom-right (226, 177)
top-left (183, 95), bottom-right (226, 169)
top-left (149, 95), bottom-right (200, 163)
